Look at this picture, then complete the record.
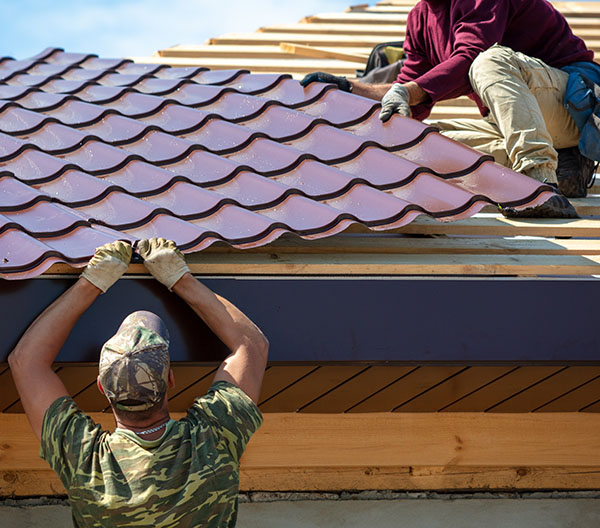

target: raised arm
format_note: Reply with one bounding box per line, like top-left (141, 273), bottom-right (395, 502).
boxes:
top-left (137, 238), bottom-right (269, 403)
top-left (8, 241), bottom-right (132, 439)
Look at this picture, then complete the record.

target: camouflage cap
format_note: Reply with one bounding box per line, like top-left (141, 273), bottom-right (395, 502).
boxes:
top-left (99, 311), bottom-right (170, 411)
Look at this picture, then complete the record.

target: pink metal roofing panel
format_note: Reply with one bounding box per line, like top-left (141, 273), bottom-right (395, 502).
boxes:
top-left (0, 48), bottom-right (554, 279)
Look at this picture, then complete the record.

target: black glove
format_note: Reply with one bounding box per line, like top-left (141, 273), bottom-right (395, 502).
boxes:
top-left (300, 71), bottom-right (352, 92)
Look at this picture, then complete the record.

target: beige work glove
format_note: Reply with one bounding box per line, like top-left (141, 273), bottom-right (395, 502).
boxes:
top-left (81, 241), bottom-right (132, 293)
top-left (379, 83), bottom-right (411, 122)
top-left (137, 238), bottom-right (190, 290)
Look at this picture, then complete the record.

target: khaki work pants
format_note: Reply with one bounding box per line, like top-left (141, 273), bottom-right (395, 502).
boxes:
top-left (427, 45), bottom-right (580, 183)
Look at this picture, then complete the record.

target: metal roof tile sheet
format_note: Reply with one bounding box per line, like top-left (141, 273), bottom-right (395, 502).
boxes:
top-left (0, 48), bottom-right (554, 279)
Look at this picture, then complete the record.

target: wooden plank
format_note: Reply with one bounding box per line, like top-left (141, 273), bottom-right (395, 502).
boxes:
top-left (258, 23), bottom-right (410, 36)
top-left (240, 465), bottom-right (600, 491)
top-left (258, 365), bottom-right (319, 404)
top-left (244, 413), bottom-right (600, 467)
top-left (199, 236), bottom-right (600, 256)
top-left (44, 252), bottom-right (600, 278)
top-left (137, 252), bottom-right (599, 277)
top-left (300, 366), bottom-right (417, 413)
top-left (2, 414), bottom-right (599, 485)
top-left (582, 399), bottom-right (600, 412)
top-left (193, 251), bottom-right (600, 277)
top-left (168, 365), bottom-right (218, 401)
top-left (395, 366), bottom-right (515, 412)
top-left (279, 42), bottom-right (368, 62)
top-left (304, 12), bottom-right (411, 24)
top-left (160, 44), bottom-right (295, 59)
top-left (209, 32), bottom-right (397, 47)
top-left (166, 366), bottom-right (218, 410)
top-left (71, 383), bottom-right (111, 412)
top-left (346, 215), bottom-right (600, 237)
top-left (489, 367), bottom-right (600, 412)
top-left (536, 376), bottom-right (600, 412)
top-left (5, 365), bottom-right (100, 414)
top-left (260, 366), bottom-right (367, 412)
top-left (56, 366), bottom-right (100, 394)
top-left (442, 367), bottom-right (564, 412)
top-left (348, 366), bottom-right (464, 412)
top-left (128, 54), bottom-right (364, 74)
top-left (0, 369), bottom-right (20, 412)
top-left (4, 465), bottom-right (600, 496)
top-left (159, 44), bottom-right (373, 60)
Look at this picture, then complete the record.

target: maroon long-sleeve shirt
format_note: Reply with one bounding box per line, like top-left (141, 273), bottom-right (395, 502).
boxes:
top-left (397, 0), bottom-right (594, 120)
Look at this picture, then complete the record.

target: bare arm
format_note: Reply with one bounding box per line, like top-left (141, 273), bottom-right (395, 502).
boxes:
top-left (8, 241), bottom-right (131, 440)
top-left (172, 273), bottom-right (269, 403)
top-left (350, 80), bottom-right (428, 105)
top-left (8, 278), bottom-right (101, 440)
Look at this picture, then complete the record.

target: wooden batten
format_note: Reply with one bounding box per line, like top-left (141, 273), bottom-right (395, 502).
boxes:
top-left (279, 42), bottom-right (368, 62)
top-left (1, 413), bottom-right (599, 496)
top-left (43, 212), bottom-right (600, 278)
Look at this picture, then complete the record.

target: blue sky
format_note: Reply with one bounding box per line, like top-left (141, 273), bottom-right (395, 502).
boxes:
top-left (0, 0), bottom-right (354, 60)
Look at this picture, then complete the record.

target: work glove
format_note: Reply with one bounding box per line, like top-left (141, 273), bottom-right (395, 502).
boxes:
top-left (137, 238), bottom-right (190, 291)
top-left (300, 71), bottom-right (352, 92)
top-left (379, 83), bottom-right (411, 122)
top-left (81, 241), bottom-right (132, 293)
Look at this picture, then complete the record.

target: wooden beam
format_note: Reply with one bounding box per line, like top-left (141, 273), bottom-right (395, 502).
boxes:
top-left (2, 413), bottom-right (599, 495)
top-left (128, 55), bottom-right (364, 74)
top-left (158, 44), bottom-right (372, 60)
top-left (208, 32), bottom-right (396, 47)
top-left (346, 215), bottom-right (600, 237)
top-left (195, 236), bottom-right (600, 256)
top-left (45, 252), bottom-right (600, 277)
top-left (258, 23), bottom-right (409, 36)
top-left (279, 42), bottom-right (368, 62)
top-left (240, 465), bottom-right (600, 491)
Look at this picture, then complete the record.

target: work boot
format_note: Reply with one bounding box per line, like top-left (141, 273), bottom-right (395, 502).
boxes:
top-left (501, 190), bottom-right (579, 219)
top-left (556, 147), bottom-right (596, 198)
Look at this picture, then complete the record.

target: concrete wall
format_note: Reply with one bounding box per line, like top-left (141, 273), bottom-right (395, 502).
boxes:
top-left (1, 492), bottom-right (598, 528)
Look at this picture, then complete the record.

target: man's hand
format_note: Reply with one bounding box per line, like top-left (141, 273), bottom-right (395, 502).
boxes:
top-left (300, 71), bottom-right (352, 92)
top-left (138, 238), bottom-right (190, 290)
top-left (81, 241), bottom-right (132, 293)
top-left (379, 83), bottom-right (411, 122)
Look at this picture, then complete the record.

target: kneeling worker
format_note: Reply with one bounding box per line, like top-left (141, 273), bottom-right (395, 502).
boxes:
top-left (302, 0), bottom-right (600, 218)
top-left (9, 239), bottom-right (269, 527)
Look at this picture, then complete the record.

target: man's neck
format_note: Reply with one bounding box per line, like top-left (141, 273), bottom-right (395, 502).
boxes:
top-left (114, 410), bottom-right (172, 441)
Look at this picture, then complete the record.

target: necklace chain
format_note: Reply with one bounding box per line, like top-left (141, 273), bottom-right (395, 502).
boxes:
top-left (136, 421), bottom-right (168, 436)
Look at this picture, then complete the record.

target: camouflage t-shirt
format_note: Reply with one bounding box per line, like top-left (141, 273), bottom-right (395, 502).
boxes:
top-left (40, 381), bottom-right (262, 528)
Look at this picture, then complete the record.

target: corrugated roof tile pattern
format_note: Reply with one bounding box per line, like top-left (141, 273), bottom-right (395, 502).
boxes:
top-left (0, 48), bottom-right (553, 279)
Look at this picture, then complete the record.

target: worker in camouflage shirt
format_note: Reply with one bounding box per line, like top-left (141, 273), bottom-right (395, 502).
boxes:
top-left (9, 238), bottom-right (269, 527)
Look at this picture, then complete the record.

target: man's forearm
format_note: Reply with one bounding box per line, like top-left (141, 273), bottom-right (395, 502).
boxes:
top-left (172, 273), bottom-right (268, 357)
top-left (349, 80), bottom-right (429, 106)
top-left (9, 278), bottom-right (101, 368)
top-left (349, 81), bottom-right (393, 100)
